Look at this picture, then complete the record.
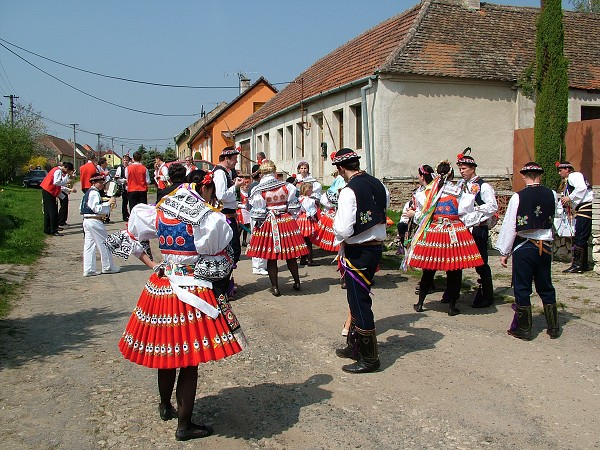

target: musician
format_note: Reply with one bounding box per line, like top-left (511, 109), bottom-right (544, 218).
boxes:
top-left (154, 155), bottom-right (170, 202)
top-left (40, 162), bottom-right (75, 236)
top-left (557, 161), bottom-right (594, 273)
top-left (80, 173), bottom-right (119, 276)
top-left (114, 154), bottom-right (130, 221)
top-left (125, 151), bottom-right (150, 210)
top-left (79, 153), bottom-right (97, 194)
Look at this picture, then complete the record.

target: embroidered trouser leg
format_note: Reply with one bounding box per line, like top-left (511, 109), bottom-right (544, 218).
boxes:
top-left (513, 241), bottom-right (555, 307)
top-left (344, 245), bottom-right (382, 330)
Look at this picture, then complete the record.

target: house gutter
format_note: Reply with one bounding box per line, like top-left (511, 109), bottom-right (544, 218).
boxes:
top-left (242, 75), bottom-right (375, 132)
top-left (361, 77), bottom-right (375, 174)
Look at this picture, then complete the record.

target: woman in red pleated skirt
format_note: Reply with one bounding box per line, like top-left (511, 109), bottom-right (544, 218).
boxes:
top-left (107, 167), bottom-right (245, 441)
top-left (246, 160), bottom-right (308, 296)
top-left (296, 182), bottom-right (319, 266)
top-left (406, 161), bottom-right (483, 316)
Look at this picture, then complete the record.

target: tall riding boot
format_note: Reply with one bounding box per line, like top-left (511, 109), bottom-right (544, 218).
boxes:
top-left (448, 297), bottom-right (460, 316)
top-left (543, 304), bottom-right (561, 339)
top-left (335, 319), bottom-right (358, 360)
top-left (473, 276), bottom-right (494, 308)
top-left (342, 328), bottom-right (380, 374)
top-left (563, 246), bottom-right (583, 273)
top-left (507, 305), bottom-right (532, 340)
top-left (577, 245), bottom-right (589, 273)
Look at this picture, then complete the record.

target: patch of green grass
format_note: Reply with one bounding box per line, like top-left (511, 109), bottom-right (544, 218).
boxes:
top-left (0, 184), bottom-right (48, 264)
top-left (583, 299), bottom-right (590, 305)
top-left (386, 209), bottom-right (401, 237)
top-left (380, 253), bottom-right (402, 269)
top-left (0, 280), bottom-right (19, 318)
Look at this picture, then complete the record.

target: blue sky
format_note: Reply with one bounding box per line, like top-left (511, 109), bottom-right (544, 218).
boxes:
top-left (0, 0), bottom-right (565, 154)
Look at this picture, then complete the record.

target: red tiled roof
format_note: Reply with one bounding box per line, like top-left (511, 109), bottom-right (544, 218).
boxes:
top-left (237, 0), bottom-right (600, 133)
top-left (236, 4), bottom-right (421, 132)
top-left (41, 135), bottom-right (76, 157)
top-left (383, 0), bottom-right (600, 90)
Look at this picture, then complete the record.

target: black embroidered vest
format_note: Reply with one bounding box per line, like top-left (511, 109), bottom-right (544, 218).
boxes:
top-left (516, 185), bottom-right (555, 232)
top-left (345, 172), bottom-right (387, 237)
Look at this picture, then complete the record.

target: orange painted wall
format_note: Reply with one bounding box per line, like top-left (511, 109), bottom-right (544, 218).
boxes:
top-left (189, 82), bottom-right (276, 164)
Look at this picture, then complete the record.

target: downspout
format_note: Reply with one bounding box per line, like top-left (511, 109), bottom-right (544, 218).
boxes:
top-left (361, 77), bottom-right (374, 174)
top-left (251, 127), bottom-right (256, 159)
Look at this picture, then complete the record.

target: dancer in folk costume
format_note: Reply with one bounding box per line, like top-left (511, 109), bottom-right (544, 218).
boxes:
top-left (104, 172), bottom-right (246, 442)
top-left (405, 160), bottom-right (483, 316)
top-left (312, 161), bottom-right (347, 253)
top-left (236, 177), bottom-right (251, 247)
top-left (295, 160), bottom-right (323, 203)
top-left (246, 160), bottom-right (308, 296)
top-left (296, 182), bottom-right (319, 266)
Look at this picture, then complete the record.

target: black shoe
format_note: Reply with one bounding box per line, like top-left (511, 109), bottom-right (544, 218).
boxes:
top-left (293, 282), bottom-right (301, 291)
top-left (270, 286), bottom-right (281, 297)
top-left (342, 359), bottom-right (380, 374)
top-left (175, 423), bottom-right (213, 441)
top-left (448, 307), bottom-right (461, 316)
top-left (158, 404), bottom-right (178, 421)
top-left (299, 257), bottom-right (308, 266)
top-left (52, 232), bottom-right (64, 236)
top-left (413, 303), bottom-right (424, 312)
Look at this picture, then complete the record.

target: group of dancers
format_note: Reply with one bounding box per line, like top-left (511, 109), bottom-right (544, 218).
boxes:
top-left (102, 146), bottom-right (589, 440)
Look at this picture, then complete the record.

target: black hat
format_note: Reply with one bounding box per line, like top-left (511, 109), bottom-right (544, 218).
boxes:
top-left (555, 161), bottom-right (574, 170)
top-left (331, 148), bottom-right (361, 165)
top-left (220, 146), bottom-right (240, 157)
top-left (89, 173), bottom-right (106, 183)
top-left (456, 147), bottom-right (477, 167)
top-left (520, 161), bottom-right (544, 174)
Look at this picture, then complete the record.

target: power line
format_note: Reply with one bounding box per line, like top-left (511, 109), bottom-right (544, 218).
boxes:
top-left (0, 42), bottom-right (199, 117)
top-left (0, 37), bottom-right (292, 88)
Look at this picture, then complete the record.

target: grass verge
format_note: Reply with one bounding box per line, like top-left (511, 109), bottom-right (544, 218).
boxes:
top-left (0, 183), bottom-right (48, 317)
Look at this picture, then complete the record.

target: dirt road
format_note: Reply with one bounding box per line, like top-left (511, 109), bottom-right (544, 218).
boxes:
top-left (1, 189), bottom-right (599, 449)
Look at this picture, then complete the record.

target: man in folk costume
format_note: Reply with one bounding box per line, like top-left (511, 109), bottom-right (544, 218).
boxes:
top-left (456, 148), bottom-right (498, 308)
top-left (79, 152), bottom-right (98, 193)
top-left (80, 173), bottom-right (120, 276)
top-left (125, 151), bottom-right (150, 210)
top-left (557, 161), bottom-right (594, 273)
top-left (154, 155), bottom-right (170, 202)
top-left (496, 162), bottom-right (560, 340)
top-left (40, 162), bottom-right (75, 236)
top-left (114, 154), bottom-right (131, 222)
top-left (332, 148), bottom-right (389, 374)
top-left (213, 146), bottom-right (244, 264)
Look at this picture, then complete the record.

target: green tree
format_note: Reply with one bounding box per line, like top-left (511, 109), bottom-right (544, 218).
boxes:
top-left (0, 104), bottom-right (46, 183)
top-left (569, 0), bottom-right (600, 12)
top-left (534, 0), bottom-right (569, 188)
top-left (164, 146), bottom-right (177, 162)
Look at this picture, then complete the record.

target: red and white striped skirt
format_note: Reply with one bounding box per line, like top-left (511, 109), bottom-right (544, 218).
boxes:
top-left (311, 208), bottom-right (339, 252)
top-left (296, 212), bottom-right (317, 238)
top-left (246, 212), bottom-right (308, 260)
top-left (119, 273), bottom-right (243, 369)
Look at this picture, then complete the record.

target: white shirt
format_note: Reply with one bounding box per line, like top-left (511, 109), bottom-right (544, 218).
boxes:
top-left (213, 166), bottom-right (238, 209)
top-left (154, 163), bottom-right (169, 184)
top-left (333, 177), bottom-right (390, 245)
top-left (495, 187), bottom-right (554, 256)
top-left (82, 187), bottom-right (112, 218)
top-left (458, 176), bottom-right (498, 227)
top-left (564, 171), bottom-right (594, 206)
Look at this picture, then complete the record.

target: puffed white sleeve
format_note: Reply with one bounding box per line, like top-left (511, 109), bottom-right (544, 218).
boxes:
top-left (495, 193), bottom-right (519, 256)
top-left (193, 212), bottom-right (234, 255)
top-left (128, 204), bottom-right (158, 242)
top-left (287, 184), bottom-right (301, 216)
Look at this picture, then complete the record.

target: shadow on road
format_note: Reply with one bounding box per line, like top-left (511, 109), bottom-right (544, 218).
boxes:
top-left (195, 373), bottom-right (333, 439)
top-left (0, 307), bottom-right (127, 370)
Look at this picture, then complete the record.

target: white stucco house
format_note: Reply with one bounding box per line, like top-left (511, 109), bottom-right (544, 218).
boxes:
top-left (234, 0), bottom-right (600, 186)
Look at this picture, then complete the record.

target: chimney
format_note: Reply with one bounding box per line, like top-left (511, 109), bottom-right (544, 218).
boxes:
top-left (239, 74), bottom-right (251, 94)
top-left (463, 0), bottom-right (480, 10)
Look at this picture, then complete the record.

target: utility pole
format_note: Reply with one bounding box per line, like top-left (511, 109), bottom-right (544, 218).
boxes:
top-left (121, 145), bottom-right (124, 158)
top-left (70, 124), bottom-right (78, 172)
top-left (96, 133), bottom-right (101, 154)
top-left (4, 95), bottom-right (19, 125)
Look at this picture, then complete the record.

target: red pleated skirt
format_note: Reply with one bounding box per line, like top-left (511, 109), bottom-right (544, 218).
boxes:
top-left (246, 212), bottom-right (309, 260)
top-left (296, 212), bottom-right (316, 238)
top-left (408, 216), bottom-right (483, 271)
top-left (311, 208), bottom-right (339, 252)
top-left (119, 273), bottom-right (243, 369)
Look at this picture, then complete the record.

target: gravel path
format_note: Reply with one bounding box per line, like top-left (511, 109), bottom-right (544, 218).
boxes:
top-left (1, 188), bottom-right (599, 449)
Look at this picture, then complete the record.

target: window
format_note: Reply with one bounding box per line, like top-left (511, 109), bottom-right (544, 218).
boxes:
top-left (582, 105), bottom-right (600, 121)
top-left (263, 132), bottom-right (270, 154)
top-left (277, 128), bottom-right (284, 160)
top-left (334, 109), bottom-right (344, 150)
top-left (285, 125), bottom-right (294, 160)
top-left (351, 104), bottom-right (362, 149)
top-left (253, 102), bottom-right (266, 113)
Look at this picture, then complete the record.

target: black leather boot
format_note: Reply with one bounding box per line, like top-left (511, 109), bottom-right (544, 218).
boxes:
top-left (543, 304), bottom-right (561, 339)
top-left (563, 246), bottom-right (583, 273)
top-left (414, 289), bottom-right (427, 312)
top-left (472, 276), bottom-right (494, 308)
top-left (342, 328), bottom-right (380, 374)
top-left (507, 305), bottom-right (532, 340)
top-left (335, 321), bottom-right (358, 360)
top-left (448, 297), bottom-right (460, 316)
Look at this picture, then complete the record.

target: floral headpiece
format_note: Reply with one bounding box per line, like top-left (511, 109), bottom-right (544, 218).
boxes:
top-left (331, 148), bottom-right (361, 165)
top-left (520, 162), bottom-right (544, 174)
top-left (200, 171), bottom-right (213, 185)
